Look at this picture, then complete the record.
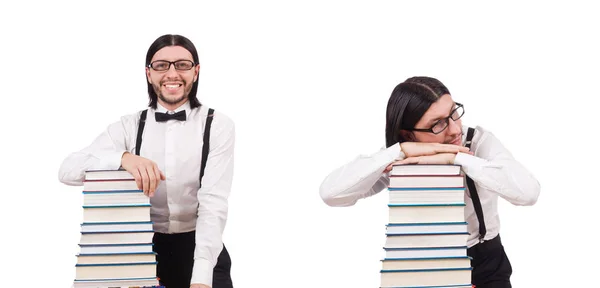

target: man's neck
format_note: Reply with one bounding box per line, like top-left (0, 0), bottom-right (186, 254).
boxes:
top-left (158, 99), bottom-right (188, 112)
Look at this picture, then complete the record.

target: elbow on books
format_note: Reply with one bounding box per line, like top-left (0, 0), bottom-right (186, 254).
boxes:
top-left (57, 169), bottom-right (84, 186)
top-left (522, 187), bottom-right (540, 206)
top-left (58, 176), bottom-right (83, 186)
top-left (525, 181), bottom-right (541, 206)
top-left (513, 195), bottom-right (538, 206)
top-left (319, 188), bottom-right (356, 207)
top-left (322, 196), bottom-right (356, 207)
top-left (321, 195), bottom-right (340, 207)
top-left (512, 183), bottom-right (541, 206)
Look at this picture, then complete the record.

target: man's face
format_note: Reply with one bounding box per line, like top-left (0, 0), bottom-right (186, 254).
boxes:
top-left (411, 94), bottom-right (464, 145)
top-left (146, 46), bottom-right (199, 108)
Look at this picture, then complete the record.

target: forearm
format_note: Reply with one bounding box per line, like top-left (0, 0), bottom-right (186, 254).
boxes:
top-left (191, 194), bottom-right (228, 286)
top-left (191, 164), bottom-right (232, 286)
top-left (455, 152), bottom-right (540, 205)
top-left (58, 149), bottom-right (125, 185)
top-left (319, 143), bottom-right (404, 206)
top-left (58, 121), bottom-right (129, 186)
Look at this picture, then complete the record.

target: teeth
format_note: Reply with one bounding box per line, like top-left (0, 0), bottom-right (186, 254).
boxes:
top-left (165, 84), bottom-right (180, 88)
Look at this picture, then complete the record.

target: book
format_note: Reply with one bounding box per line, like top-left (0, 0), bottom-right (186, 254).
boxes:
top-left (388, 187), bottom-right (465, 205)
top-left (73, 277), bottom-right (162, 288)
top-left (72, 169), bottom-right (161, 288)
top-left (380, 267), bottom-right (472, 287)
top-left (383, 246), bottom-right (468, 259)
top-left (389, 164), bottom-right (462, 176)
top-left (389, 175), bottom-right (465, 189)
top-left (388, 203), bottom-right (466, 223)
top-left (380, 164), bottom-right (472, 288)
top-left (386, 222), bottom-right (468, 234)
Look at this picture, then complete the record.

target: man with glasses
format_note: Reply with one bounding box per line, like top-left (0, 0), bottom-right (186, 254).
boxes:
top-left (59, 34), bottom-right (235, 288)
top-left (319, 76), bottom-right (540, 288)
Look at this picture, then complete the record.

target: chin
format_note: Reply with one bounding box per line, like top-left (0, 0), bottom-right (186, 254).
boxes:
top-left (445, 136), bottom-right (462, 146)
top-left (453, 137), bottom-right (463, 145)
top-left (159, 94), bottom-right (186, 105)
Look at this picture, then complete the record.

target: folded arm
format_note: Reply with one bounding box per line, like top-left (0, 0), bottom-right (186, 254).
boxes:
top-left (454, 127), bottom-right (540, 206)
top-left (319, 143), bottom-right (404, 207)
top-left (58, 119), bottom-right (130, 186)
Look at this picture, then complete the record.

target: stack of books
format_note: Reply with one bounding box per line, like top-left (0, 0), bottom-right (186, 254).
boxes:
top-left (379, 164), bottom-right (473, 288)
top-left (72, 169), bottom-right (162, 288)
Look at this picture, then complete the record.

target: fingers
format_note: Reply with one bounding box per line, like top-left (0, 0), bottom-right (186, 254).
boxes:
top-left (403, 142), bottom-right (470, 158)
top-left (148, 166), bottom-right (157, 198)
top-left (153, 165), bottom-right (162, 196)
top-left (397, 156), bottom-right (420, 165)
top-left (122, 155), bottom-right (162, 197)
top-left (147, 164), bottom-right (163, 197)
top-left (432, 145), bottom-right (470, 156)
top-left (131, 168), bottom-right (143, 191)
top-left (436, 143), bottom-right (471, 154)
top-left (389, 159), bottom-right (412, 167)
top-left (398, 153), bottom-right (457, 165)
top-left (140, 166), bottom-right (151, 196)
top-left (384, 164), bottom-right (393, 173)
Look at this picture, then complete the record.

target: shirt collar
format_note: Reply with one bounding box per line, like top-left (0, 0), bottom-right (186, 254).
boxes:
top-left (155, 100), bottom-right (191, 115)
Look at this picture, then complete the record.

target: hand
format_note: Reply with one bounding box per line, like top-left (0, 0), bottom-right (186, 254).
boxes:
top-left (399, 142), bottom-right (470, 158)
top-left (120, 152), bottom-right (165, 197)
top-left (384, 150), bottom-right (474, 172)
top-left (394, 153), bottom-right (458, 165)
top-left (190, 284), bottom-right (210, 288)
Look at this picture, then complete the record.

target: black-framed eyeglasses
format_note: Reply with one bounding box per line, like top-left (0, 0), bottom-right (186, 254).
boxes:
top-left (148, 60), bottom-right (195, 71)
top-left (407, 103), bottom-right (465, 134)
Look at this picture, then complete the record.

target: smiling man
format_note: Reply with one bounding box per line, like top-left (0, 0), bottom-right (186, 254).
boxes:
top-left (319, 76), bottom-right (540, 288)
top-left (59, 34), bottom-right (235, 288)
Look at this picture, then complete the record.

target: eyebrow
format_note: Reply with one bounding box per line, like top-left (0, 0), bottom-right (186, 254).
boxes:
top-left (154, 58), bottom-right (193, 62)
top-left (428, 102), bottom-right (457, 125)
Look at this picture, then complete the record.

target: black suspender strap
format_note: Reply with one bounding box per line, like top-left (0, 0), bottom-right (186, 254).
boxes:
top-left (465, 127), bottom-right (487, 243)
top-left (199, 108), bottom-right (215, 187)
top-left (134, 107), bottom-right (214, 186)
top-left (135, 110), bottom-right (148, 156)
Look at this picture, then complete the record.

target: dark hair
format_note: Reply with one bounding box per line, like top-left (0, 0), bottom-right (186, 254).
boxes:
top-left (385, 76), bottom-right (451, 147)
top-left (145, 34), bottom-right (201, 109)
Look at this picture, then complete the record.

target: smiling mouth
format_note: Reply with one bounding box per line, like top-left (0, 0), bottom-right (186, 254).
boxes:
top-left (163, 84), bottom-right (182, 88)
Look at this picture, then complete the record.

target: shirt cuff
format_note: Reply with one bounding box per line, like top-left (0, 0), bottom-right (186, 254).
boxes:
top-left (386, 142), bottom-right (405, 161)
top-left (454, 152), bottom-right (498, 174)
top-left (91, 150), bottom-right (127, 170)
top-left (190, 258), bottom-right (213, 287)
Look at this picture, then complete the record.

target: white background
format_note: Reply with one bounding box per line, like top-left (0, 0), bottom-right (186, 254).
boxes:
top-left (1, 1), bottom-right (598, 287)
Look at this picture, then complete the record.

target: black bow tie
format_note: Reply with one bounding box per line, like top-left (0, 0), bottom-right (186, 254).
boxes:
top-left (155, 110), bottom-right (186, 122)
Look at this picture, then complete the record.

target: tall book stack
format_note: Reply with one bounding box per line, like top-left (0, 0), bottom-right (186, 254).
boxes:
top-left (72, 169), bottom-right (162, 288)
top-left (379, 164), bottom-right (473, 288)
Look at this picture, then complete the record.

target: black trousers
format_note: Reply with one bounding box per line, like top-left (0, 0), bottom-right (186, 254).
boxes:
top-left (467, 234), bottom-right (512, 288)
top-left (152, 230), bottom-right (233, 288)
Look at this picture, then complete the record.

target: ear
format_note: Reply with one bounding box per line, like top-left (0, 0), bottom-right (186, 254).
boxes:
top-left (399, 130), bottom-right (416, 142)
top-left (145, 67), bottom-right (152, 84)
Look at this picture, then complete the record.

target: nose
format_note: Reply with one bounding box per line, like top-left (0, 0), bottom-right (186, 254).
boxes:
top-left (165, 64), bottom-right (179, 77)
top-left (447, 117), bottom-right (461, 134)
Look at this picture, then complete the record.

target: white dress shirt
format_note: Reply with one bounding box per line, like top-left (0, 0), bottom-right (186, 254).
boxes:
top-left (319, 125), bottom-right (540, 248)
top-left (58, 100), bottom-right (235, 286)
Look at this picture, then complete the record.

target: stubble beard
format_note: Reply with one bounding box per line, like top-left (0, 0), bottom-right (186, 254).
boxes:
top-left (158, 92), bottom-right (187, 105)
top-left (153, 81), bottom-right (193, 106)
